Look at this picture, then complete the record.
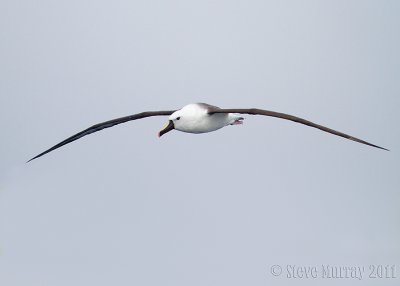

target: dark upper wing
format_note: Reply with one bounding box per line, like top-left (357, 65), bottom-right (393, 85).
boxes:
top-left (27, 110), bottom-right (176, 162)
top-left (208, 108), bottom-right (388, 151)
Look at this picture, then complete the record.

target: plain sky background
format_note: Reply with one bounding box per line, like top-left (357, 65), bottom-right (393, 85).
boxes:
top-left (1, 0), bottom-right (399, 285)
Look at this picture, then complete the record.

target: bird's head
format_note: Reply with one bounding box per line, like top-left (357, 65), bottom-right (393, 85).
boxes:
top-left (158, 110), bottom-right (184, 137)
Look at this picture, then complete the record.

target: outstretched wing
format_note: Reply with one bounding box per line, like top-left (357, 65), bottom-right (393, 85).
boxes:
top-left (27, 110), bottom-right (176, 162)
top-left (208, 108), bottom-right (388, 151)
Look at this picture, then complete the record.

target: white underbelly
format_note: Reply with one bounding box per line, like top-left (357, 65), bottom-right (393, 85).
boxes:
top-left (178, 113), bottom-right (229, 134)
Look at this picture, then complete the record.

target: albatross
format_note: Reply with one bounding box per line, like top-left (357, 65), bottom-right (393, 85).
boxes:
top-left (27, 103), bottom-right (388, 162)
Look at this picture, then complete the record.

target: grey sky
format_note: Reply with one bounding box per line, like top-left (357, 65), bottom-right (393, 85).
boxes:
top-left (1, 0), bottom-right (399, 285)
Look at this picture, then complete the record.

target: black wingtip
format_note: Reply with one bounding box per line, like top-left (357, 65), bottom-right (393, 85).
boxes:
top-left (367, 142), bottom-right (389, 151)
top-left (371, 145), bottom-right (389, 151)
top-left (26, 153), bottom-right (45, 163)
top-left (26, 156), bottom-right (38, 163)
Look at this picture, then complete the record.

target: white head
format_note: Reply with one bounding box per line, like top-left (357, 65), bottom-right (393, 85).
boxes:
top-left (158, 104), bottom-right (205, 137)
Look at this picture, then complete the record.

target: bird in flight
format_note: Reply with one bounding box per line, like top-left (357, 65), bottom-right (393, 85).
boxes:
top-left (27, 103), bottom-right (388, 162)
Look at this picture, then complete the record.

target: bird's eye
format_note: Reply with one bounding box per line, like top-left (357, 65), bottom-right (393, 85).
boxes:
top-left (176, 117), bottom-right (181, 120)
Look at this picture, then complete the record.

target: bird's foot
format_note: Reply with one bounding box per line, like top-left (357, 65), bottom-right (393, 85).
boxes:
top-left (231, 118), bottom-right (244, 125)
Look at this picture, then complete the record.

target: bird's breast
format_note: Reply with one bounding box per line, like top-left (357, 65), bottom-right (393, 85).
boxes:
top-left (176, 113), bottom-right (229, 134)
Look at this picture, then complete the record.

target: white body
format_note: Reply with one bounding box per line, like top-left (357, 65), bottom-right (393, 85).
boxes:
top-left (169, 103), bottom-right (243, 134)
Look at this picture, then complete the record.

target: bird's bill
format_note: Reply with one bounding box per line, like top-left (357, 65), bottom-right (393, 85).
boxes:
top-left (158, 120), bottom-right (174, 137)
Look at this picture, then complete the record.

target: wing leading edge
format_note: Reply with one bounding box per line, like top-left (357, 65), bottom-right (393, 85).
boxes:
top-left (209, 108), bottom-right (388, 151)
top-left (27, 110), bottom-right (176, 162)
